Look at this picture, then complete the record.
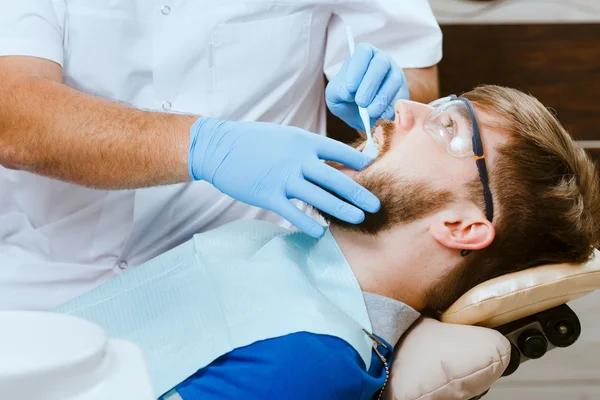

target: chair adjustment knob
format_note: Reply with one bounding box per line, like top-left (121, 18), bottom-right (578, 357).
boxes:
top-left (517, 329), bottom-right (548, 359)
top-left (543, 317), bottom-right (581, 348)
top-left (536, 304), bottom-right (581, 348)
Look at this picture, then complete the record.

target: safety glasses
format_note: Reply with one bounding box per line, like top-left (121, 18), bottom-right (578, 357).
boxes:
top-left (424, 95), bottom-right (494, 223)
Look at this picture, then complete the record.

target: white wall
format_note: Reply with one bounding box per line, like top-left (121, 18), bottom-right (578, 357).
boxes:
top-left (429, 0), bottom-right (600, 24)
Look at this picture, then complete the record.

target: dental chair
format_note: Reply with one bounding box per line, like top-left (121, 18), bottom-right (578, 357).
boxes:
top-left (385, 249), bottom-right (600, 400)
top-left (2, 251), bottom-right (598, 400)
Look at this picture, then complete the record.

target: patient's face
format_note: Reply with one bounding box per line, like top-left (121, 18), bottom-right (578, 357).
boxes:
top-left (329, 99), bottom-right (508, 233)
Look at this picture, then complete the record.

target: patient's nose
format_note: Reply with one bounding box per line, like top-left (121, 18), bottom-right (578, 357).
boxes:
top-left (394, 100), bottom-right (433, 133)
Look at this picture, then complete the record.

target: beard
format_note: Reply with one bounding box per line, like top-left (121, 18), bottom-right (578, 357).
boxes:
top-left (318, 120), bottom-right (455, 235)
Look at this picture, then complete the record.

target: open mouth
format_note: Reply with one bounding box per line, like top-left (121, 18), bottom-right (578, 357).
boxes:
top-left (355, 126), bottom-right (385, 154)
top-left (355, 124), bottom-right (387, 155)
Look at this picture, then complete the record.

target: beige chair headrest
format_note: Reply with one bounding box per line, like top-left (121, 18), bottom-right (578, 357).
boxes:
top-left (385, 317), bottom-right (510, 400)
top-left (440, 250), bottom-right (600, 328)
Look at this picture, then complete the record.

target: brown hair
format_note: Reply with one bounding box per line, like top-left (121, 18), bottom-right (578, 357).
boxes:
top-left (425, 85), bottom-right (600, 313)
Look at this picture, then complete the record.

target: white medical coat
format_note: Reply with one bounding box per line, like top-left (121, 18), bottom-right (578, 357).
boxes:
top-left (0, 0), bottom-right (442, 310)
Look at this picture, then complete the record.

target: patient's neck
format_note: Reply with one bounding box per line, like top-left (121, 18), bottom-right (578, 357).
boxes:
top-left (330, 224), bottom-right (434, 312)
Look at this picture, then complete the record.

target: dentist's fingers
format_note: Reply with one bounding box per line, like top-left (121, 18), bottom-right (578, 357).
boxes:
top-left (345, 43), bottom-right (375, 94)
top-left (325, 59), bottom-right (355, 104)
top-left (355, 52), bottom-right (391, 109)
top-left (313, 134), bottom-right (373, 171)
top-left (366, 68), bottom-right (403, 119)
top-left (379, 104), bottom-right (396, 121)
top-left (272, 198), bottom-right (326, 238)
top-left (303, 162), bottom-right (380, 214)
top-left (287, 180), bottom-right (365, 224)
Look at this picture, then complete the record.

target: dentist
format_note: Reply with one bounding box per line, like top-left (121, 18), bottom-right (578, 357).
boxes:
top-left (0, 1), bottom-right (442, 310)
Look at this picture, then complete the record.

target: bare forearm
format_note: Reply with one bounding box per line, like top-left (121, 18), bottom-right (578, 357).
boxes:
top-left (405, 65), bottom-right (439, 104)
top-left (0, 75), bottom-right (195, 189)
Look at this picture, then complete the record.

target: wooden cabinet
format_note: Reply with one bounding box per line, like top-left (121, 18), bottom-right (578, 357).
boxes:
top-left (439, 23), bottom-right (600, 164)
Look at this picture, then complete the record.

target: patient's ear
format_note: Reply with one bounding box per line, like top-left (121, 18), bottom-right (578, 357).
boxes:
top-left (429, 211), bottom-right (495, 251)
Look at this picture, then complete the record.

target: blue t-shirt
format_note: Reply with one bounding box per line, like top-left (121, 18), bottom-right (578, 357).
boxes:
top-left (164, 332), bottom-right (392, 400)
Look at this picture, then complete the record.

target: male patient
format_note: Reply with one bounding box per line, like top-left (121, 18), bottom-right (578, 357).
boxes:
top-left (56, 85), bottom-right (600, 400)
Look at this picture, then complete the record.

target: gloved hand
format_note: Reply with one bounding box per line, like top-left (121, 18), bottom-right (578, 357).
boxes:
top-left (326, 43), bottom-right (410, 131)
top-left (188, 117), bottom-right (381, 238)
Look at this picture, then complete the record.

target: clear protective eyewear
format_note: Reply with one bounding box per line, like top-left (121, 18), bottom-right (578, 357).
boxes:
top-left (425, 96), bottom-right (477, 158)
top-left (424, 95), bottom-right (494, 226)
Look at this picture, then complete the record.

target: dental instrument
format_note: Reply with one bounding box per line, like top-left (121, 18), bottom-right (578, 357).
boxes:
top-left (345, 25), bottom-right (379, 160)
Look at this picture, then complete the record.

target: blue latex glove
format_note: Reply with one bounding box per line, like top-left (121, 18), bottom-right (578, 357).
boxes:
top-left (188, 117), bottom-right (381, 238)
top-left (326, 43), bottom-right (410, 131)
